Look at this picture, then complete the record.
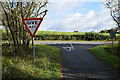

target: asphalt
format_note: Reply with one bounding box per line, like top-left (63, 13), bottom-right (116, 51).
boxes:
top-left (35, 41), bottom-right (120, 79)
top-left (34, 41), bottom-right (116, 45)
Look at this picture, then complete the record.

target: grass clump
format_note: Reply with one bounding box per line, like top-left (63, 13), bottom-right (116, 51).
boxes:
top-left (90, 44), bottom-right (120, 71)
top-left (2, 43), bottom-right (61, 79)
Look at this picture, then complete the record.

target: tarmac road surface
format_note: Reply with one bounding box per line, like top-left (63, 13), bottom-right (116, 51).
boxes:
top-left (35, 41), bottom-right (120, 79)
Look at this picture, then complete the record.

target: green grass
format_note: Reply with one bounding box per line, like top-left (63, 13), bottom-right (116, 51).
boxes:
top-left (2, 43), bottom-right (61, 79)
top-left (2, 29), bottom-right (120, 41)
top-left (2, 29), bottom-right (120, 36)
top-left (36, 31), bottom-right (85, 35)
top-left (90, 44), bottom-right (120, 71)
top-left (36, 30), bottom-right (120, 36)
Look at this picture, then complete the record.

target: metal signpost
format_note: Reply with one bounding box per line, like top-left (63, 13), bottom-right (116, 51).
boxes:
top-left (110, 31), bottom-right (116, 51)
top-left (22, 18), bottom-right (43, 62)
top-left (32, 37), bottom-right (35, 61)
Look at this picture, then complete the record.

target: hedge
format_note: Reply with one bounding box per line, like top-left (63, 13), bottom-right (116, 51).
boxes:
top-left (33, 32), bottom-right (120, 41)
top-left (2, 32), bottom-right (120, 41)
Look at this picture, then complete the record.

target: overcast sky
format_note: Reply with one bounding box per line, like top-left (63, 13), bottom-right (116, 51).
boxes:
top-left (39, 0), bottom-right (116, 32)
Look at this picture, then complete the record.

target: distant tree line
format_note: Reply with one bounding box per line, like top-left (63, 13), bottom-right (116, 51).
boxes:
top-left (99, 27), bottom-right (120, 33)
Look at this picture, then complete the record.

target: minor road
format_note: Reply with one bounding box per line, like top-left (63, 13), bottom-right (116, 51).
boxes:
top-left (33, 41), bottom-right (116, 45)
top-left (34, 41), bottom-right (120, 79)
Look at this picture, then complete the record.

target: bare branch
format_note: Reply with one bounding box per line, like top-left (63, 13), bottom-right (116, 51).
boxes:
top-left (25, 2), bottom-right (34, 18)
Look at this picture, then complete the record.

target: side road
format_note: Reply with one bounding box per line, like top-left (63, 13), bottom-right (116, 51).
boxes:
top-left (35, 41), bottom-right (120, 79)
top-left (33, 41), bottom-right (117, 45)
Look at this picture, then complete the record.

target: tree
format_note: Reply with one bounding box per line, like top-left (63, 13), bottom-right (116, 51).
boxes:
top-left (100, 30), bottom-right (106, 33)
top-left (0, 1), bottom-right (48, 52)
top-left (104, 1), bottom-right (120, 72)
top-left (103, 0), bottom-right (120, 28)
top-left (111, 28), bottom-right (116, 32)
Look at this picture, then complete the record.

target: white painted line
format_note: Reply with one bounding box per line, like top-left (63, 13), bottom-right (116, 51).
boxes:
top-left (63, 47), bottom-right (72, 52)
top-left (63, 44), bottom-right (74, 52)
top-left (71, 44), bottom-right (74, 51)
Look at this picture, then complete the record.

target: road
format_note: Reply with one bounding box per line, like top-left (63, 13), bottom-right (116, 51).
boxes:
top-left (35, 41), bottom-right (120, 79)
top-left (34, 41), bottom-right (116, 45)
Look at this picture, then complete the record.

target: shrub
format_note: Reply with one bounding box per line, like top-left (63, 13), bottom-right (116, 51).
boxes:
top-left (2, 30), bottom-right (120, 41)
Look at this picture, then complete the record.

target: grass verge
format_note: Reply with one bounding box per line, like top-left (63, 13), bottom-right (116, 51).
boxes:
top-left (90, 44), bottom-right (120, 72)
top-left (2, 43), bottom-right (61, 79)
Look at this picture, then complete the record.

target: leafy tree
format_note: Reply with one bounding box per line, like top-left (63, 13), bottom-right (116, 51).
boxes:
top-left (0, 1), bottom-right (48, 52)
top-left (111, 28), bottom-right (116, 32)
top-left (100, 30), bottom-right (106, 33)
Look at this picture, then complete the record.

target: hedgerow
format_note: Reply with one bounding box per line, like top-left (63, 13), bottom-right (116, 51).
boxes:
top-left (2, 31), bottom-right (120, 41)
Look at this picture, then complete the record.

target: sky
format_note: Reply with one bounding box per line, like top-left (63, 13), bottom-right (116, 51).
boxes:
top-left (39, 0), bottom-right (116, 32)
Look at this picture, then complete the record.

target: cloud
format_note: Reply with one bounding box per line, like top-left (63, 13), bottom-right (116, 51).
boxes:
top-left (43, 9), bottom-right (115, 32)
top-left (47, 1), bottom-right (84, 17)
top-left (39, 1), bottom-right (116, 32)
top-left (49, 0), bottom-right (101, 2)
top-left (40, 1), bottom-right (84, 31)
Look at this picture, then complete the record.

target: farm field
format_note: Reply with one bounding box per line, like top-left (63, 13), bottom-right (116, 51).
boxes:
top-left (36, 30), bottom-right (120, 36)
top-left (34, 31), bottom-right (120, 41)
top-left (2, 29), bottom-right (120, 36)
top-left (2, 29), bottom-right (120, 41)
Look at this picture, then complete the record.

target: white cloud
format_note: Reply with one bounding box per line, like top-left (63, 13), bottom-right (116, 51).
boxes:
top-left (49, 0), bottom-right (101, 2)
top-left (39, 1), bottom-right (116, 32)
top-left (39, 2), bottom-right (84, 31)
top-left (42, 9), bottom-right (116, 32)
top-left (75, 13), bottom-right (82, 16)
top-left (47, 2), bottom-right (84, 17)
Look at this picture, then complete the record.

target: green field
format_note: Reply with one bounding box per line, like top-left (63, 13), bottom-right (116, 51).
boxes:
top-left (2, 43), bottom-right (61, 79)
top-left (3, 29), bottom-right (120, 36)
top-left (34, 31), bottom-right (120, 41)
top-left (36, 30), bottom-right (118, 36)
top-left (36, 31), bottom-right (85, 35)
top-left (2, 29), bottom-right (120, 41)
top-left (90, 44), bottom-right (120, 71)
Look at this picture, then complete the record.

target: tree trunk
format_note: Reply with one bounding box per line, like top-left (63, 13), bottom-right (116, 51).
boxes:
top-left (22, 25), bottom-right (25, 45)
top-left (5, 27), bottom-right (11, 47)
top-left (27, 40), bottom-right (30, 47)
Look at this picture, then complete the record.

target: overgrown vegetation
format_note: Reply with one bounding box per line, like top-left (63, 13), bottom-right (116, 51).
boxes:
top-left (90, 44), bottom-right (120, 71)
top-left (2, 43), bottom-right (61, 79)
top-left (1, 1), bottom-right (48, 52)
top-left (2, 30), bottom-right (120, 41)
top-left (33, 31), bottom-right (120, 41)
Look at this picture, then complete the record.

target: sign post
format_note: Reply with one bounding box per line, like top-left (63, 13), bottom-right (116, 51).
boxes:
top-left (112, 38), bottom-right (114, 51)
top-left (22, 18), bottom-right (43, 62)
top-left (32, 37), bottom-right (35, 61)
top-left (110, 31), bottom-right (116, 51)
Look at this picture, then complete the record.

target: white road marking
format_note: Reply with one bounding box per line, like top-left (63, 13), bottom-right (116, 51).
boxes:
top-left (63, 44), bottom-right (74, 52)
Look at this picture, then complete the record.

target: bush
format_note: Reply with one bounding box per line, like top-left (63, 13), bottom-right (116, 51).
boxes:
top-left (2, 30), bottom-right (120, 41)
top-left (33, 33), bottom-right (118, 41)
top-left (2, 43), bottom-right (61, 79)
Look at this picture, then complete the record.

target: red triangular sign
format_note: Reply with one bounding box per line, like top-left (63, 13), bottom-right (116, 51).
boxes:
top-left (22, 18), bottom-right (43, 37)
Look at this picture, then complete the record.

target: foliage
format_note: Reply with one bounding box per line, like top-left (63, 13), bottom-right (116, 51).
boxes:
top-left (34, 31), bottom-right (120, 41)
top-left (90, 44), bottom-right (120, 71)
top-left (0, 1), bottom-right (48, 52)
top-left (100, 30), bottom-right (107, 33)
top-left (2, 30), bottom-right (120, 41)
top-left (2, 43), bottom-right (61, 79)
top-left (100, 28), bottom-right (117, 33)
